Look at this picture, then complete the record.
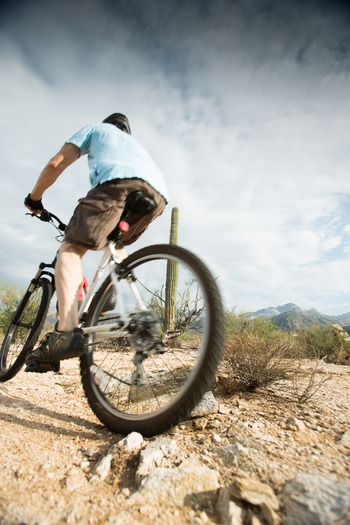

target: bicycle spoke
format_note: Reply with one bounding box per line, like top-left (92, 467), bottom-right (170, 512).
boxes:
top-left (81, 244), bottom-right (224, 436)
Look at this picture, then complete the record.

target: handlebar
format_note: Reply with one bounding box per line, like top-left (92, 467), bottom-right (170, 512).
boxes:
top-left (26, 210), bottom-right (66, 232)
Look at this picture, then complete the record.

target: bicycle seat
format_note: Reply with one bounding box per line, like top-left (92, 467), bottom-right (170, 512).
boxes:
top-left (124, 191), bottom-right (156, 216)
top-left (107, 191), bottom-right (157, 243)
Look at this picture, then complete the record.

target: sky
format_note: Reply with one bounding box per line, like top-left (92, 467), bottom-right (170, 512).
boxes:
top-left (1, 0), bottom-right (350, 315)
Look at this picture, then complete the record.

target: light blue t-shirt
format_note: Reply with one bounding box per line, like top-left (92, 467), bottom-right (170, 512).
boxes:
top-left (66, 123), bottom-right (169, 202)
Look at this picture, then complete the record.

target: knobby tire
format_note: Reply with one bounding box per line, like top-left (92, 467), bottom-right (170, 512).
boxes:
top-left (0, 278), bottom-right (53, 381)
top-left (80, 244), bottom-right (225, 437)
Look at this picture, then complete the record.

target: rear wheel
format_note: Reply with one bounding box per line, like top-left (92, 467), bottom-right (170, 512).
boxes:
top-left (80, 244), bottom-right (225, 436)
top-left (0, 278), bottom-right (53, 381)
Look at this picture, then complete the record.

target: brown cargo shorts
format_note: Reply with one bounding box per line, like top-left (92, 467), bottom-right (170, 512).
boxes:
top-left (64, 178), bottom-right (166, 250)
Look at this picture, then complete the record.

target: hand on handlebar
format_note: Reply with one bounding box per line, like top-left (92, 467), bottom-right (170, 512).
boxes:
top-left (24, 193), bottom-right (44, 215)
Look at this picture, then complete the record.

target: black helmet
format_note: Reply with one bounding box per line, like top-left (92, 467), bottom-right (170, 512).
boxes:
top-left (102, 113), bottom-right (131, 134)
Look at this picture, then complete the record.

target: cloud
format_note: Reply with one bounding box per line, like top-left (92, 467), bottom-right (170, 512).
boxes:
top-left (1, 0), bottom-right (350, 315)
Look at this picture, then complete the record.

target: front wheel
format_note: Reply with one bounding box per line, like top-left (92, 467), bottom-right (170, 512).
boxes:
top-left (0, 278), bottom-right (53, 381)
top-left (80, 244), bottom-right (225, 437)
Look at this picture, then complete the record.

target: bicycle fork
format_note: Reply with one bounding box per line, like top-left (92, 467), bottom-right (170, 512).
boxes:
top-left (28, 261), bottom-right (56, 292)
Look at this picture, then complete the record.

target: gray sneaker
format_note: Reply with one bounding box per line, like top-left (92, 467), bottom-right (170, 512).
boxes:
top-left (26, 328), bottom-right (84, 365)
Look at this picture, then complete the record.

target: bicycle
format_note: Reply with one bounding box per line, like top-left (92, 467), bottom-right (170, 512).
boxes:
top-left (0, 192), bottom-right (225, 437)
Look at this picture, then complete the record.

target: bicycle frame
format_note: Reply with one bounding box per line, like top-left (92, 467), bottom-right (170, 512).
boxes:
top-left (26, 209), bottom-right (150, 344)
top-left (77, 241), bottom-right (147, 338)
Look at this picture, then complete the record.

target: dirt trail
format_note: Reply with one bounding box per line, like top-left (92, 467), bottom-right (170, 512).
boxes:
top-left (0, 359), bottom-right (349, 524)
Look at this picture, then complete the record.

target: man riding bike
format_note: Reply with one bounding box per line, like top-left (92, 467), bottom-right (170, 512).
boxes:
top-left (24, 113), bottom-right (168, 372)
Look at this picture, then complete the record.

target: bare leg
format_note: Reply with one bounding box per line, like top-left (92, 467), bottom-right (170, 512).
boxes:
top-left (55, 241), bottom-right (88, 331)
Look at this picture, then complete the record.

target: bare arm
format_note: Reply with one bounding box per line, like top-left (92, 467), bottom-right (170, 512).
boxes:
top-left (29, 142), bottom-right (80, 201)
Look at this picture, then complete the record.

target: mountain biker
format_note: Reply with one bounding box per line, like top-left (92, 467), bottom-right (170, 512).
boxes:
top-left (24, 113), bottom-right (168, 372)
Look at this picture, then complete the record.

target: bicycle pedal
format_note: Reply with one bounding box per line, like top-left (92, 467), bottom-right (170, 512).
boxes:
top-left (25, 360), bottom-right (60, 373)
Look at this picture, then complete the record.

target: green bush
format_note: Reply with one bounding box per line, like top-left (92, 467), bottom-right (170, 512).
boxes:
top-left (225, 309), bottom-right (284, 338)
top-left (297, 324), bottom-right (350, 364)
top-left (0, 282), bottom-right (23, 335)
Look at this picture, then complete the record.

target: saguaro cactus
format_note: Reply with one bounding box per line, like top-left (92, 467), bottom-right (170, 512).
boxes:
top-left (164, 207), bottom-right (179, 330)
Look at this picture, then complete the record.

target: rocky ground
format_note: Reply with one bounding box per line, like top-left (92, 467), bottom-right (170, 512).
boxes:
top-left (0, 359), bottom-right (349, 525)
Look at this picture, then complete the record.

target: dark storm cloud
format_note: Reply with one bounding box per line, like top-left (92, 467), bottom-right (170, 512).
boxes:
top-left (1, 0), bottom-right (350, 86)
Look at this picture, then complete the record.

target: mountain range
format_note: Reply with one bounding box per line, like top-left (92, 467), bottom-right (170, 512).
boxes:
top-left (248, 303), bottom-right (350, 332)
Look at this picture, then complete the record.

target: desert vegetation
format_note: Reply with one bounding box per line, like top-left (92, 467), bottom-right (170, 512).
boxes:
top-left (1, 282), bottom-right (349, 402)
top-left (217, 309), bottom-right (350, 403)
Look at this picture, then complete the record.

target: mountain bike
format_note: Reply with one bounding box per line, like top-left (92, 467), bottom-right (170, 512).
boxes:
top-left (0, 192), bottom-right (225, 436)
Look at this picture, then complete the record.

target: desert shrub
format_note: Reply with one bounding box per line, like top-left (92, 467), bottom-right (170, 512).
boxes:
top-left (297, 324), bottom-right (350, 364)
top-left (217, 311), bottom-right (339, 401)
top-left (225, 309), bottom-right (278, 338)
top-left (219, 313), bottom-right (301, 394)
top-left (0, 282), bottom-right (23, 336)
top-left (290, 359), bottom-right (330, 403)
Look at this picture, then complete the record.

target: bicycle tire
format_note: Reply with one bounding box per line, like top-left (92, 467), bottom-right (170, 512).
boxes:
top-left (80, 244), bottom-right (225, 436)
top-left (0, 278), bottom-right (53, 381)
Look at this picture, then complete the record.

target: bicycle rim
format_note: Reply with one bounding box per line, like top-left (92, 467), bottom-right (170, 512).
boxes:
top-left (81, 244), bottom-right (225, 436)
top-left (0, 278), bottom-right (52, 380)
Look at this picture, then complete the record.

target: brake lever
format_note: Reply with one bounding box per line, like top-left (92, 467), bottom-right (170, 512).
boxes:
top-left (26, 209), bottom-right (66, 232)
top-left (39, 210), bottom-right (52, 222)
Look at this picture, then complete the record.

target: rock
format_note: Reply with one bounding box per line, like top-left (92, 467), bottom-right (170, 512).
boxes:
top-left (154, 437), bottom-right (178, 457)
top-left (65, 467), bottom-right (87, 492)
top-left (117, 431), bottom-right (143, 451)
top-left (80, 460), bottom-right (90, 472)
top-left (135, 437), bottom-right (177, 486)
top-left (218, 404), bottom-right (231, 415)
top-left (92, 444), bottom-right (117, 481)
top-left (339, 429), bottom-right (350, 448)
top-left (215, 443), bottom-right (250, 468)
top-left (282, 473), bottom-right (350, 525)
top-left (216, 487), bottom-right (244, 525)
top-left (216, 476), bottom-right (280, 525)
top-left (92, 433), bottom-right (143, 483)
top-left (137, 465), bottom-right (219, 504)
top-left (110, 465), bottom-right (220, 524)
top-left (229, 475), bottom-right (280, 525)
top-left (285, 417), bottom-right (306, 431)
top-left (193, 417), bottom-right (208, 430)
top-left (212, 433), bottom-right (222, 444)
top-left (191, 391), bottom-right (219, 417)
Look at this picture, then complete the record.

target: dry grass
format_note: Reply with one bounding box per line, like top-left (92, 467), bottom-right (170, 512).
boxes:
top-left (218, 331), bottom-right (301, 395)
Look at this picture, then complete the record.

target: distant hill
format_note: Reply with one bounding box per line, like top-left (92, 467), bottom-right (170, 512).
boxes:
top-left (271, 307), bottom-right (339, 332)
top-left (249, 303), bottom-right (350, 332)
top-left (251, 303), bottom-right (298, 319)
top-left (334, 312), bottom-right (350, 325)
